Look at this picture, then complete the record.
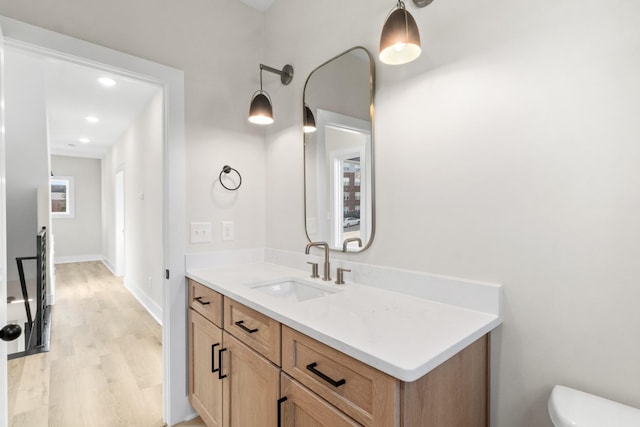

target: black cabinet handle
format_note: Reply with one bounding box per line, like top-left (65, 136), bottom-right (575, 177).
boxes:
top-left (306, 362), bottom-right (346, 388)
top-left (194, 296), bottom-right (210, 305)
top-left (218, 347), bottom-right (227, 380)
top-left (277, 397), bottom-right (288, 427)
top-left (211, 343), bottom-right (220, 373)
top-left (235, 320), bottom-right (258, 334)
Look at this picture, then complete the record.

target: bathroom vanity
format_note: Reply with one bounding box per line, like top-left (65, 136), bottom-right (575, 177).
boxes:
top-left (186, 261), bottom-right (501, 427)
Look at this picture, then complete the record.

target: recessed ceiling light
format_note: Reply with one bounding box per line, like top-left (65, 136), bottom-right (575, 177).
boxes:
top-left (79, 137), bottom-right (90, 143)
top-left (98, 77), bottom-right (116, 87)
top-left (86, 116), bottom-right (99, 123)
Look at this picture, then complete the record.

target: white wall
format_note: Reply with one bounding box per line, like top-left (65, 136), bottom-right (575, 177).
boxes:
top-left (51, 155), bottom-right (102, 262)
top-left (263, 1), bottom-right (640, 426)
top-left (102, 91), bottom-right (164, 319)
top-left (4, 48), bottom-right (49, 282)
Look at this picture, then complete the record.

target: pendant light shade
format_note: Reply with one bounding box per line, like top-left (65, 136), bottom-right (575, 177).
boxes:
top-left (248, 63), bottom-right (294, 125)
top-left (379, 1), bottom-right (421, 65)
top-left (303, 105), bottom-right (316, 133)
top-left (249, 91), bottom-right (274, 125)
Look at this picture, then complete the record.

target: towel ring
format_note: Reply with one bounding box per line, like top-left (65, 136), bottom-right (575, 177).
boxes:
top-left (219, 165), bottom-right (242, 191)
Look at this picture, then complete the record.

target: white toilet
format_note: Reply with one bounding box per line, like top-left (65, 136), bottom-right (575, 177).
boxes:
top-left (548, 385), bottom-right (640, 426)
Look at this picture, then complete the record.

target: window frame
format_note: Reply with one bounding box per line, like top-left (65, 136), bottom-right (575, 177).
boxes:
top-left (50, 176), bottom-right (75, 219)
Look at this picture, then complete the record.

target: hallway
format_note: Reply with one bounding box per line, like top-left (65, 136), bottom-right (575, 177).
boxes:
top-left (8, 261), bottom-right (164, 426)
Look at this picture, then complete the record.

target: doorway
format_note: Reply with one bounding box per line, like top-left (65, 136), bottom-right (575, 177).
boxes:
top-left (0, 17), bottom-right (187, 427)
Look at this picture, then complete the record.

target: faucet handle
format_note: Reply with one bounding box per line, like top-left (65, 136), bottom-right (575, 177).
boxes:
top-left (306, 261), bottom-right (319, 278)
top-left (335, 268), bottom-right (351, 285)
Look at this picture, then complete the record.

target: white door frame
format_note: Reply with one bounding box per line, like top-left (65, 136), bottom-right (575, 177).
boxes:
top-left (0, 15), bottom-right (188, 426)
top-left (0, 22), bottom-right (9, 427)
top-left (114, 168), bottom-right (125, 277)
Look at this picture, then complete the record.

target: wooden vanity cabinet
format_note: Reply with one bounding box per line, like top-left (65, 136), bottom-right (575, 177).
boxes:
top-left (188, 279), bottom-right (489, 427)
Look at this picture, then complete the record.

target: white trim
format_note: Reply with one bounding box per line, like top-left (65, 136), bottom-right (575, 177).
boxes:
top-left (54, 254), bottom-right (102, 264)
top-left (101, 257), bottom-right (117, 276)
top-left (0, 22), bottom-right (8, 427)
top-left (0, 15), bottom-right (188, 425)
top-left (124, 278), bottom-right (163, 325)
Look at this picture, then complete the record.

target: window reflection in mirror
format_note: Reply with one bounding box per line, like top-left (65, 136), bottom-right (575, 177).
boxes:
top-left (303, 47), bottom-right (375, 252)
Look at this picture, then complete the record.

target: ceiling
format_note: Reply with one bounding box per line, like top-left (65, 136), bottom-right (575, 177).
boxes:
top-left (30, 0), bottom-right (270, 160)
top-left (43, 57), bottom-right (161, 159)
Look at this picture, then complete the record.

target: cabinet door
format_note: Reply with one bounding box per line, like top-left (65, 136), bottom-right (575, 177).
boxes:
top-left (280, 373), bottom-right (362, 427)
top-left (221, 331), bottom-right (280, 427)
top-left (189, 309), bottom-right (224, 427)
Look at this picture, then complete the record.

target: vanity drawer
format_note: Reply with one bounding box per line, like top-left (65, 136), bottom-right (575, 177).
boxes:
top-left (188, 279), bottom-right (223, 327)
top-left (281, 326), bottom-right (398, 427)
top-left (280, 373), bottom-right (363, 427)
top-left (223, 297), bottom-right (281, 365)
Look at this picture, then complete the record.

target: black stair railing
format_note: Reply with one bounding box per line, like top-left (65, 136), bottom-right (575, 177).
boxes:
top-left (13, 227), bottom-right (49, 354)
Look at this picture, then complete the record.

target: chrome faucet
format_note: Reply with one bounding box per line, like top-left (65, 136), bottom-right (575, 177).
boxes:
top-left (305, 241), bottom-right (331, 281)
top-left (342, 237), bottom-right (363, 252)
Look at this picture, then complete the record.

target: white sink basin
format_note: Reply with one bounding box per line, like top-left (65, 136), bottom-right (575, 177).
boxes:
top-left (251, 279), bottom-right (342, 302)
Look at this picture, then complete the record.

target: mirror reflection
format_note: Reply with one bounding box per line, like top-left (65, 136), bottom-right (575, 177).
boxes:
top-left (303, 47), bottom-right (375, 252)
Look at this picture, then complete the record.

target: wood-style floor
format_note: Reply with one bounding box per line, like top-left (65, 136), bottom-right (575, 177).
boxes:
top-left (7, 261), bottom-right (205, 427)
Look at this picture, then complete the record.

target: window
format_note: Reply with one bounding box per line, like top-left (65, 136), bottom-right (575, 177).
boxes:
top-left (343, 176), bottom-right (350, 186)
top-left (355, 192), bottom-right (361, 200)
top-left (51, 176), bottom-right (75, 218)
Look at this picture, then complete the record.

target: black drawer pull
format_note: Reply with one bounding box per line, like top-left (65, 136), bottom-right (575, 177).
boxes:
top-left (235, 320), bottom-right (258, 334)
top-left (211, 343), bottom-right (220, 373)
top-left (277, 396), bottom-right (288, 427)
top-left (306, 362), bottom-right (346, 387)
top-left (194, 296), bottom-right (210, 305)
top-left (218, 347), bottom-right (227, 380)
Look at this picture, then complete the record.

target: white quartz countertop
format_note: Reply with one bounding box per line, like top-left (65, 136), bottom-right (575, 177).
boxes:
top-left (187, 262), bottom-right (501, 382)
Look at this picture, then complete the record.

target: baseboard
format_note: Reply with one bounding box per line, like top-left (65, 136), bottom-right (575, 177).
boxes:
top-left (179, 412), bottom-right (200, 424)
top-left (54, 254), bottom-right (103, 264)
top-left (101, 257), bottom-right (117, 276)
top-left (124, 278), bottom-right (163, 326)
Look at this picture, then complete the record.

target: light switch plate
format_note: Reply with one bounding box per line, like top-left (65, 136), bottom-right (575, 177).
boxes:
top-left (190, 222), bottom-right (212, 243)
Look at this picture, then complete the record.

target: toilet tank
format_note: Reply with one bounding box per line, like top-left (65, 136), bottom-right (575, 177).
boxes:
top-left (549, 385), bottom-right (640, 427)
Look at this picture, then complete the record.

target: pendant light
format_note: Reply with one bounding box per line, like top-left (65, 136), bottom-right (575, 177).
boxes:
top-left (379, 0), bottom-right (422, 65)
top-left (248, 64), bottom-right (294, 125)
top-left (303, 105), bottom-right (316, 133)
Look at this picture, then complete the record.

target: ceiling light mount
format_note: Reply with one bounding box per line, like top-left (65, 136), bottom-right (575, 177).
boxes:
top-left (260, 64), bottom-right (294, 85)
